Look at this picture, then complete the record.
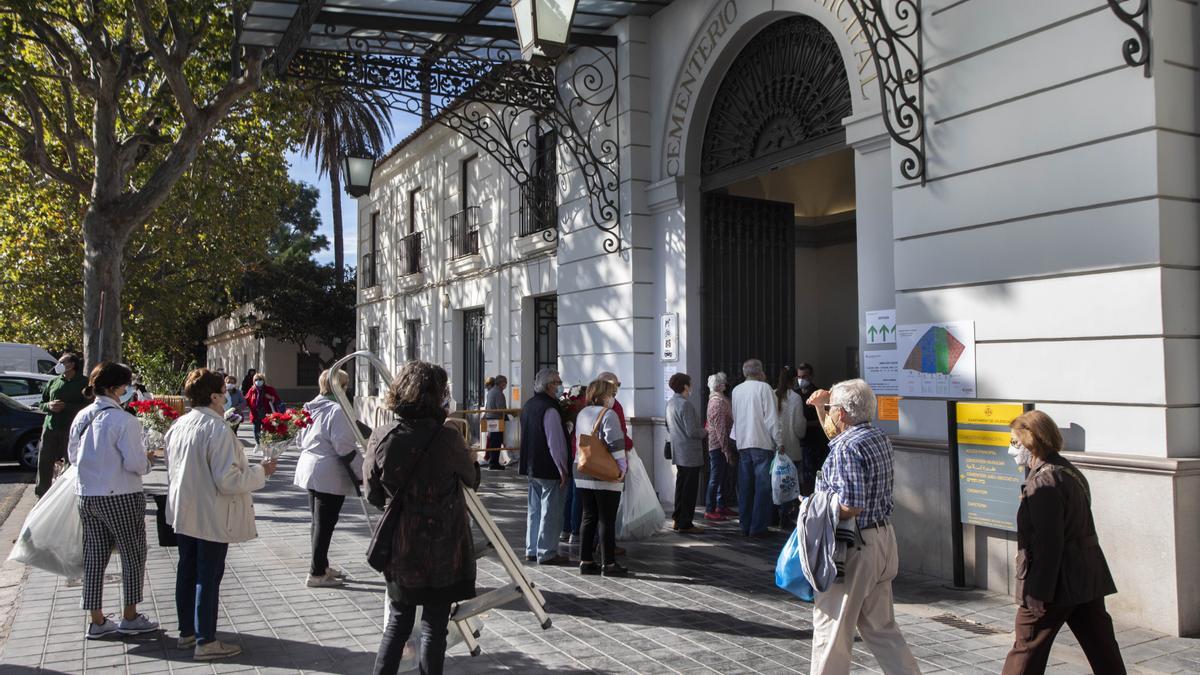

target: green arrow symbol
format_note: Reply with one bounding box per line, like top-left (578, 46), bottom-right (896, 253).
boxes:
top-left (868, 326), bottom-right (878, 341)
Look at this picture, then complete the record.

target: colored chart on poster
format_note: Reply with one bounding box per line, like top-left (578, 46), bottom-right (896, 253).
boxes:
top-left (897, 322), bottom-right (976, 398)
top-left (954, 402), bottom-right (1025, 532)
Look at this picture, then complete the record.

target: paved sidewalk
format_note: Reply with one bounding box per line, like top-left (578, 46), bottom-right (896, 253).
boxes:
top-left (0, 441), bottom-right (1197, 674)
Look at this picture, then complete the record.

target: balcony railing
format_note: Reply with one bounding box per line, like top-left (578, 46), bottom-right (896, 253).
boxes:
top-left (359, 252), bottom-right (377, 288)
top-left (400, 232), bottom-right (422, 275)
top-left (519, 183), bottom-right (557, 239)
top-left (447, 206), bottom-right (480, 259)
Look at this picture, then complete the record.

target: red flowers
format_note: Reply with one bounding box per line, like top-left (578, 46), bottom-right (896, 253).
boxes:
top-left (260, 408), bottom-right (313, 445)
top-left (130, 399), bottom-right (181, 434)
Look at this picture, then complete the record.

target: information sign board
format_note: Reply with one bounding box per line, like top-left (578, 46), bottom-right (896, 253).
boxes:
top-left (953, 402), bottom-right (1026, 532)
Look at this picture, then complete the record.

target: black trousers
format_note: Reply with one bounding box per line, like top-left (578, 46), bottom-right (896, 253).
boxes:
top-left (579, 488), bottom-right (621, 565)
top-left (308, 490), bottom-right (346, 576)
top-left (1002, 597), bottom-right (1126, 675)
top-left (672, 465), bottom-right (701, 529)
top-left (485, 431), bottom-right (504, 467)
top-left (374, 597), bottom-right (451, 675)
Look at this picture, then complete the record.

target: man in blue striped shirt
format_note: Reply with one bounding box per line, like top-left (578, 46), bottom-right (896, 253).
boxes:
top-left (807, 379), bottom-right (919, 674)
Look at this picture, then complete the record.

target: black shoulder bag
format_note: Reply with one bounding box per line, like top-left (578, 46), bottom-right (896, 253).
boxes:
top-left (366, 425), bottom-right (438, 573)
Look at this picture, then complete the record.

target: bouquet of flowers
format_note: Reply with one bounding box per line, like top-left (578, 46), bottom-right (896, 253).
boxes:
top-left (557, 384), bottom-right (587, 435)
top-left (258, 408), bottom-right (313, 459)
top-left (129, 399), bottom-right (180, 451)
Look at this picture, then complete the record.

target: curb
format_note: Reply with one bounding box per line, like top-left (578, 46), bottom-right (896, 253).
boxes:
top-left (0, 486), bottom-right (36, 652)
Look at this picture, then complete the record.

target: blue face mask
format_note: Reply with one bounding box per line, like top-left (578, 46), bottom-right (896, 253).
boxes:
top-left (119, 386), bottom-right (135, 404)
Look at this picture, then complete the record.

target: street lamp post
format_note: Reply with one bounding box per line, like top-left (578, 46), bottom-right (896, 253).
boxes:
top-left (510, 0), bottom-right (578, 64)
top-left (341, 154), bottom-right (376, 198)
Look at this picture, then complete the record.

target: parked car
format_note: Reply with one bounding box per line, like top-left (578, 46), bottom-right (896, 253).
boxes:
top-left (0, 371), bottom-right (54, 409)
top-left (0, 343), bottom-right (57, 375)
top-left (0, 393), bottom-right (43, 470)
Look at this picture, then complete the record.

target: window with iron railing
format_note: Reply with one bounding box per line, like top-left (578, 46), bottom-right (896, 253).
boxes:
top-left (447, 206), bottom-right (480, 259)
top-left (400, 231), bottom-right (422, 275)
top-left (520, 128), bottom-right (558, 238)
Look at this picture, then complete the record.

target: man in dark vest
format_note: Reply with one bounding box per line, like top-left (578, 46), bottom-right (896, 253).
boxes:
top-left (518, 368), bottom-right (570, 565)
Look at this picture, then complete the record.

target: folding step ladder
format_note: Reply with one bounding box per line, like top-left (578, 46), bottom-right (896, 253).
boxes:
top-left (326, 351), bottom-right (551, 657)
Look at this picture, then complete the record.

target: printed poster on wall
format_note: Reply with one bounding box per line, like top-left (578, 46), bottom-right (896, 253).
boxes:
top-left (896, 321), bottom-right (977, 399)
top-left (865, 309), bottom-right (897, 345)
top-left (663, 365), bottom-right (677, 402)
top-left (862, 349), bottom-right (899, 396)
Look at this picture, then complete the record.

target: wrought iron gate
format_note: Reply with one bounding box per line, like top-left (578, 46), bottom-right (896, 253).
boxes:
top-left (701, 194), bottom-right (795, 392)
top-left (534, 296), bottom-right (558, 377)
top-left (463, 309), bottom-right (486, 412)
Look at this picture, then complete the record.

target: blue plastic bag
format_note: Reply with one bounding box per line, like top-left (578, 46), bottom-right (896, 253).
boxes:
top-left (775, 527), bottom-right (814, 601)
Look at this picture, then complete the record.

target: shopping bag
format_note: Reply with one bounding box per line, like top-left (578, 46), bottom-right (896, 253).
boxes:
top-left (8, 465), bottom-right (84, 578)
top-left (616, 449), bottom-right (665, 540)
top-left (501, 422), bottom-right (520, 465)
top-left (775, 527), bottom-right (814, 601)
top-left (771, 452), bottom-right (801, 505)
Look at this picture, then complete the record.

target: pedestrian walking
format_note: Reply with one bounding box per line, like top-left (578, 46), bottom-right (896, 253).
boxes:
top-left (704, 372), bottom-right (736, 521)
top-left (807, 379), bottom-right (919, 675)
top-left (239, 368), bottom-right (257, 396)
top-left (245, 373), bottom-right (282, 443)
top-left (482, 375), bottom-right (510, 470)
top-left (223, 375), bottom-right (247, 430)
top-left (518, 368), bottom-right (571, 565)
top-left (35, 351), bottom-right (88, 497)
top-left (775, 366), bottom-right (806, 527)
top-left (295, 368), bottom-right (362, 589)
top-left (66, 361), bottom-right (158, 640)
top-left (165, 368), bottom-right (278, 660)
top-left (730, 358), bottom-right (782, 537)
top-left (574, 378), bottom-right (628, 577)
top-left (365, 361), bottom-right (480, 675)
top-left (666, 372), bottom-right (705, 534)
top-left (1001, 411), bottom-right (1125, 675)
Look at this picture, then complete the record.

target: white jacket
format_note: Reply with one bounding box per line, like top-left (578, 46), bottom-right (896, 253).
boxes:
top-left (164, 406), bottom-right (266, 544)
top-left (779, 390), bottom-right (807, 462)
top-left (68, 397), bottom-right (149, 496)
top-left (294, 396), bottom-right (362, 496)
top-left (731, 379), bottom-right (783, 451)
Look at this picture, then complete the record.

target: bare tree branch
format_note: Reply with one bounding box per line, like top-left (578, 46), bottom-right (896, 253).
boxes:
top-left (130, 0), bottom-right (198, 120)
top-left (0, 104), bottom-right (90, 197)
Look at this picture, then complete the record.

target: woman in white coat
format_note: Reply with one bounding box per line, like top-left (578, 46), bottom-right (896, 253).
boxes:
top-left (166, 369), bottom-right (277, 660)
top-left (294, 368), bottom-right (362, 588)
top-left (774, 366), bottom-right (806, 527)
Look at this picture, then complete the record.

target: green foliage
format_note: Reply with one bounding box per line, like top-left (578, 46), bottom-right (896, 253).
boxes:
top-left (132, 348), bottom-right (197, 396)
top-left (244, 258), bottom-right (356, 368)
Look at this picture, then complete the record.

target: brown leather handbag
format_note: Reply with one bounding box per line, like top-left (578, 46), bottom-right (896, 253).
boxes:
top-left (576, 408), bottom-right (622, 481)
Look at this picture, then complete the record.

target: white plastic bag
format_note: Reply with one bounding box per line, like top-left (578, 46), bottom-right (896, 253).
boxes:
top-left (8, 465), bottom-right (84, 578)
top-left (616, 449), bottom-right (665, 540)
top-left (771, 452), bottom-right (801, 505)
top-left (501, 422), bottom-right (521, 466)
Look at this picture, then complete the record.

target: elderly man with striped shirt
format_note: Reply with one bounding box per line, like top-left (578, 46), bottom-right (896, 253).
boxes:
top-left (806, 379), bottom-right (920, 675)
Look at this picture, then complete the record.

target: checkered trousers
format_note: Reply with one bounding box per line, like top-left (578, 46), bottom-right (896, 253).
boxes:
top-left (78, 492), bottom-right (147, 611)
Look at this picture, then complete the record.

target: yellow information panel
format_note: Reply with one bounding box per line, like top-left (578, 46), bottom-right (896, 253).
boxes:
top-left (877, 396), bottom-right (900, 422)
top-left (955, 402), bottom-right (1026, 532)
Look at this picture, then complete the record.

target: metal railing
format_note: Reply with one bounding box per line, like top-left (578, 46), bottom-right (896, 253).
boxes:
top-left (400, 231), bottom-right (422, 275)
top-left (447, 206), bottom-right (480, 259)
top-left (518, 184), bottom-right (557, 238)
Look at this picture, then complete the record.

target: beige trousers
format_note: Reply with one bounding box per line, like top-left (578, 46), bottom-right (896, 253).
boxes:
top-left (811, 523), bottom-right (921, 675)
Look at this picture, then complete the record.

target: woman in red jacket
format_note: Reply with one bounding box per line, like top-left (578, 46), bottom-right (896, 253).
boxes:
top-left (245, 373), bottom-right (282, 444)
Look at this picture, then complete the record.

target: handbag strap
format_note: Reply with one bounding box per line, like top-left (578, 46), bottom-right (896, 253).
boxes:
top-left (382, 422), bottom-right (441, 503)
top-left (588, 408), bottom-right (609, 438)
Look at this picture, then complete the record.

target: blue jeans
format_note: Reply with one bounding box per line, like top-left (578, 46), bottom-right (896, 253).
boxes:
top-left (176, 533), bottom-right (229, 645)
top-left (738, 448), bottom-right (774, 535)
top-left (526, 477), bottom-right (566, 561)
top-left (706, 450), bottom-right (729, 513)
top-left (561, 476), bottom-right (583, 535)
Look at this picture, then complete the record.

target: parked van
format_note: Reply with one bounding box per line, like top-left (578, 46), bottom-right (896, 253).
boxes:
top-left (0, 343), bottom-right (58, 375)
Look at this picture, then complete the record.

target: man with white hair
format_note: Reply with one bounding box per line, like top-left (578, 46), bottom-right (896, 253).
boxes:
top-left (806, 379), bottom-right (919, 674)
top-left (730, 358), bottom-right (783, 537)
top-left (518, 368), bottom-right (571, 565)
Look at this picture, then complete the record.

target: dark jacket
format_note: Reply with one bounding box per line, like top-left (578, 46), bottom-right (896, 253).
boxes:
top-left (1015, 454), bottom-right (1117, 607)
top-left (519, 392), bottom-right (561, 480)
top-left (365, 415), bottom-right (481, 605)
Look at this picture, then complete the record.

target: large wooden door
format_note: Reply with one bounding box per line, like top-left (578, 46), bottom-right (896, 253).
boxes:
top-left (701, 193), bottom-right (795, 391)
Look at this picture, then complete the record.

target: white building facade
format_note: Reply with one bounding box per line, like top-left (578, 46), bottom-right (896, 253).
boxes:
top-left (356, 0), bottom-right (1200, 635)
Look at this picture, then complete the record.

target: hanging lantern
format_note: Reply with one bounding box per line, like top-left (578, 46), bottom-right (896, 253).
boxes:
top-left (341, 154), bottom-right (376, 198)
top-left (510, 0), bottom-right (578, 63)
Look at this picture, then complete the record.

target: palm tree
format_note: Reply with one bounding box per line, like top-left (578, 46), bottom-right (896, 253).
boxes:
top-left (299, 86), bottom-right (395, 278)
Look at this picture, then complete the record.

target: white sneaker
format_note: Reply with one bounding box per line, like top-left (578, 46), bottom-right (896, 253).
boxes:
top-left (85, 617), bottom-right (120, 640)
top-left (325, 566), bottom-right (347, 579)
top-left (194, 640), bottom-right (242, 661)
top-left (117, 613), bottom-right (159, 635)
top-left (178, 634), bottom-right (197, 649)
top-left (305, 572), bottom-right (343, 588)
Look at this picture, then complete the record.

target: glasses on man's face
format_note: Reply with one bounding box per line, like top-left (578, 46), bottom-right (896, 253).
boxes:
top-left (823, 404), bottom-right (839, 412)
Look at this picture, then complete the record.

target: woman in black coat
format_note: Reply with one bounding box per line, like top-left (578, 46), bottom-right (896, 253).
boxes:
top-left (1002, 411), bottom-right (1125, 675)
top-left (365, 361), bottom-right (480, 675)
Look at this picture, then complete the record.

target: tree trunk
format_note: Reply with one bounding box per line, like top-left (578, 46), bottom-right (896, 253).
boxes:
top-left (330, 167), bottom-right (344, 279)
top-left (82, 210), bottom-right (129, 368)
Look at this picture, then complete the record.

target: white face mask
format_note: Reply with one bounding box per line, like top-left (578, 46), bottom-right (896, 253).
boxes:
top-left (53, 362), bottom-right (67, 375)
top-left (254, 380), bottom-right (264, 387)
top-left (119, 386), bottom-right (135, 404)
top-left (797, 378), bottom-right (810, 389)
top-left (226, 384), bottom-right (237, 392)
top-left (1008, 439), bottom-right (1032, 468)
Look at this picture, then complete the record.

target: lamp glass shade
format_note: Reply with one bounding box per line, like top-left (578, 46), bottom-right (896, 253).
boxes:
top-left (510, 0), bottom-right (576, 62)
top-left (341, 155), bottom-right (375, 197)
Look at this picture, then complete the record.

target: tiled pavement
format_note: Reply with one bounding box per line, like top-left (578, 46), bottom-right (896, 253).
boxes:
top-left (1, 435), bottom-right (1198, 674)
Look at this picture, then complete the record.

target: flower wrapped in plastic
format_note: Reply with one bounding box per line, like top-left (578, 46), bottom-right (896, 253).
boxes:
top-left (258, 408), bottom-right (313, 460)
top-left (129, 399), bottom-right (180, 452)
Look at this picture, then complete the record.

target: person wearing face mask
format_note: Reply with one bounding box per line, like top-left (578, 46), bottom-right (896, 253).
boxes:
top-left (165, 368), bottom-right (278, 660)
top-left (806, 379), bottom-right (919, 675)
top-left (793, 363), bottom-right (827, 496)
top-left (245, 373), bottom-right (282, 444)
top-left (666, 373), bottom-right (707, 534)
top-left (294, 368), bottom-right (362, 588)
top-left (223, 375), bottom-right (248, 431)
top-left (1001, 411), bottom-right (1124, 675)
top-left (67, 361), bottom-right (159, 640)
top-left (35, 352), bottom-right (89, 497)
top-left (518, 368), bottom-right (572, 565)
top-left (573, 378), bottom-right (629, 576)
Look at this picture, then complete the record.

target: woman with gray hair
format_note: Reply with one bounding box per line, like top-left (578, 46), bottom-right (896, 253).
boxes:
top-left (294, 368), bottom-right (362, 588)
top-left (704, 372), bottom-right (735, 521)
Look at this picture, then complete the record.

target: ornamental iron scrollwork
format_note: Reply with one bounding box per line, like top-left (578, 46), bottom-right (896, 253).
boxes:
top-left (701, 16), bottom-right (852, 177)
top-left (845, 0), bottom-right (926, 184)
top-left (1106, 0), bottom-right (1151, 77)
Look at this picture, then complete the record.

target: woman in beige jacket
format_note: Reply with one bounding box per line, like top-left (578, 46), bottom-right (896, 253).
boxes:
top-left (165, 369), bottom-right (277, 661)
